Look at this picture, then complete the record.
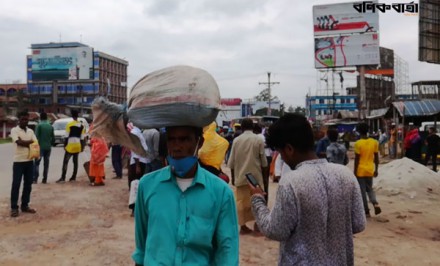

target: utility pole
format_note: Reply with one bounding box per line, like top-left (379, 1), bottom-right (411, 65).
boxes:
top-left (259, 72), bottom-right (280, 116)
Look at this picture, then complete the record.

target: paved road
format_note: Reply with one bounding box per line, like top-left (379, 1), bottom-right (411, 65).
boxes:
top-left (0, 143), bottom-right (112, 200)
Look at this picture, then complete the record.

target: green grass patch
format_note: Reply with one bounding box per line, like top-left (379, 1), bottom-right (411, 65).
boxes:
top-left (0, 138), bottom-right (12, 144)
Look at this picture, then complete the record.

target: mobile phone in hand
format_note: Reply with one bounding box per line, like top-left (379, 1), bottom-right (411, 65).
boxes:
top-left (245, 173), bottom-right (260, 187)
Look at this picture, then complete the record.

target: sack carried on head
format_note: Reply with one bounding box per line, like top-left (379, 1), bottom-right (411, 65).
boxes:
top-left (128, 65), bottom-right (221, 129)
top-left (91, 65), bottom-right (221, 157)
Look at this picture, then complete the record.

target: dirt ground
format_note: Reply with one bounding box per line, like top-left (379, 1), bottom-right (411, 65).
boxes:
top-left (1, 158), bottom-right (440, 266)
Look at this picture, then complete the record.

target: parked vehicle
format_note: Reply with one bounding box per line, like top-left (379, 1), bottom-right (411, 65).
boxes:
top-left (52, 117), bottom-right (89, 146)
top-left (419, 121), bottom-right (440, 137)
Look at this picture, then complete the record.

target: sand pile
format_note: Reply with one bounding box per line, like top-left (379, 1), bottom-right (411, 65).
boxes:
top-left (375, 157), bottom-right (440, 198)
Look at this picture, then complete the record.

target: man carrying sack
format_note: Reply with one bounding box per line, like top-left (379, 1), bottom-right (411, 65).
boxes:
top-left (91, 66), bottom-right (239, 266)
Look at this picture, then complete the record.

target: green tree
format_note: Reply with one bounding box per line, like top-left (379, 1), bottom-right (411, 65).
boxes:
top-left (254, 88), bottom-right (279, 102)
top-left (294, 106), bottom-right (306, 115)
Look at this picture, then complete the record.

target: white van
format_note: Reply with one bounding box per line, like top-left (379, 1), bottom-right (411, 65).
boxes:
top-left (52, 117), bottom-right (90, 146)
top-left (419, 121), bottom-right (440, 136)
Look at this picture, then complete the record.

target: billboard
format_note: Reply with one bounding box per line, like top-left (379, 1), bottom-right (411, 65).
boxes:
top-left (314, 33), bottom-right (380, 68)
top-left (313, 1), bottom-right (379, 36)
top-left (31, 47), bottom-right (93, 81)
top-left (419, 0), bottom-right (440, 64)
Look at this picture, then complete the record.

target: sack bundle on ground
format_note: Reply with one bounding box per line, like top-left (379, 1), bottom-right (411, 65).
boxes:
top-left (128, 65), bottom-right (221, 129)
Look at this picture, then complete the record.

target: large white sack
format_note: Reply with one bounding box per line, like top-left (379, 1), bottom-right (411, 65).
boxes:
top-left (128, 65), bottom-right (221, 129)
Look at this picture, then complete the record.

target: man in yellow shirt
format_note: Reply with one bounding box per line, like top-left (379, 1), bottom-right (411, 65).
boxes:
top-left (354, 122), bottom-right (381, 217)
top-left (56, 110), bottom-right (86, 183)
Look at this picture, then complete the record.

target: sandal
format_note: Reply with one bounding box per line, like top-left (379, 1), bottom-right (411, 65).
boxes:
top-left (10, 209), bottom-right (19, 217)
top-left (374, 205), bottom-right (382, 215)
top-left (21, 207), bottom-right (37, 213)
top-left (90, 182), bottom-right (105, 186)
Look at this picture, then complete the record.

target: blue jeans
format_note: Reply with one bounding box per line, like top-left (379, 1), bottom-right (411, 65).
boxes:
top-left (11, 161), bottom-right (34, 210)
top-left (356, 177), bottom-right (378, 214)
top-left (34, 149), bottom-right (51, 182)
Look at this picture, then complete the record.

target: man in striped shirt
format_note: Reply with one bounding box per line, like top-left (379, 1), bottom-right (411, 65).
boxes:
top-left (56, 110), bottom-right (86, 183)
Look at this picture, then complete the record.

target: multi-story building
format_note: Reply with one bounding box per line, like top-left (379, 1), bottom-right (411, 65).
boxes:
top-left (306, 94), bottom-right (358, 121)
top-left (0, 83), bottom-right (27, 116)
top-left (26, 42), bottom-right (128, 115)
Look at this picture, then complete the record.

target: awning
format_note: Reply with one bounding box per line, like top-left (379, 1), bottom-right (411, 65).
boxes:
top-left (367, 107), bottom-right (389, 119)
top-left (337, 110), bottom-right (360, 119)
top-left (392, 100), bottom-right (440, 117)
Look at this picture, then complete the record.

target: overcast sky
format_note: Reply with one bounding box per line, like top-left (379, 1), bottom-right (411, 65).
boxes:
top-left (1, 0), bottom-right (436, 108)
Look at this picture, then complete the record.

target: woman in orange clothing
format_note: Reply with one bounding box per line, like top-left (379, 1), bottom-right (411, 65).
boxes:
top-left (89, 125), bottom-right (109, 186)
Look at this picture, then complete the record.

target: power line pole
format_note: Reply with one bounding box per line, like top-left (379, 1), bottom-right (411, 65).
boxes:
top-left (259, 72), bottom-right (280, 116)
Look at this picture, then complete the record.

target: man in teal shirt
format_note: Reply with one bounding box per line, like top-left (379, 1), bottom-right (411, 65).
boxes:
top-left (132, 126), bottom-right (239, 266)
top-left (34, 112), bottom-right (55, 184)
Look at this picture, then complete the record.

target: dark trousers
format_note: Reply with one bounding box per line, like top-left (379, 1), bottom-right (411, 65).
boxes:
top-left (111, 145), bottom-right (123, 178)
top-left (145, 159), bottom-right (163, 175)
top-left (128, 162), bottom-right (146, 189)
top-left (61, 151), bottom-right (79, 180)
top-left (425, 151), bottom-right (438, 171)
top-left (356, 177), bottom-right (378, 214)
top-left (34, 149), bottom-right (51, 182)
top-left (263, 156), bottom-right (272, 202)
top-left (11, 161), bottom-right (34, 210)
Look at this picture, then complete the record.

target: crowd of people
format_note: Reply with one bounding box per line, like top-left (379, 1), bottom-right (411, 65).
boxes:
top-left (18, 69), bottom-right (440, 265)
top-left (10, 107), bottom-right (373, 265)
top-left (15, 104), bottom-right (440, 266)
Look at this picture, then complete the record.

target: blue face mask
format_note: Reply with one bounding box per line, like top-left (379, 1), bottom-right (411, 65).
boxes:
top-left (167, 137), bottom-right (200, 178)
top-left (167, 155), bottom-right (198, 178)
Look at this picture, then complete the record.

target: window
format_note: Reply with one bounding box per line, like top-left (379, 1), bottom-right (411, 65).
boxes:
top-left (40, 86), bottom-right (52, 94)
top-left (319, 99), bottom-right (324, 104)
top-left (7, 88), bottom-right (17, 97)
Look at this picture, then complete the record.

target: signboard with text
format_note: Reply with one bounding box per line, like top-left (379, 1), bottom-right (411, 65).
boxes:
top-left (314, 33), bottom-right (380, 68)
top-left (31, 47), bottom-right (93, 81)
top-left (313, 1), bottom-right (379, 36)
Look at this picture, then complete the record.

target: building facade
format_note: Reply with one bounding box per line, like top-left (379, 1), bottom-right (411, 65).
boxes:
top-left (306, 94), bottom-right (358, 121)
top-left (26, 42), bottom-right (128, 115)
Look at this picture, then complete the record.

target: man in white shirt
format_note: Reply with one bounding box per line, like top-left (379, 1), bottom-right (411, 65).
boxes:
top-left (10, 111), bottom-right (38, 217)
top-left (142, 128), bottom-right (163, 174)
top-left (128, 126), bottom-right (149, 215)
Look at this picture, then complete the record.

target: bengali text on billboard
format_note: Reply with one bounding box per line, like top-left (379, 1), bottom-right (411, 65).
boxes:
top-left (31, 47), bottom-right (93, 81)
top-left (314, 33), bottom-right (380, 68)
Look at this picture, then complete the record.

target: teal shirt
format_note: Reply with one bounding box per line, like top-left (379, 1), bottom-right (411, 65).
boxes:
top-left (132, 165), bottom-right (239, 266)
top-left (35, 120), bottom-right (54, 150)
